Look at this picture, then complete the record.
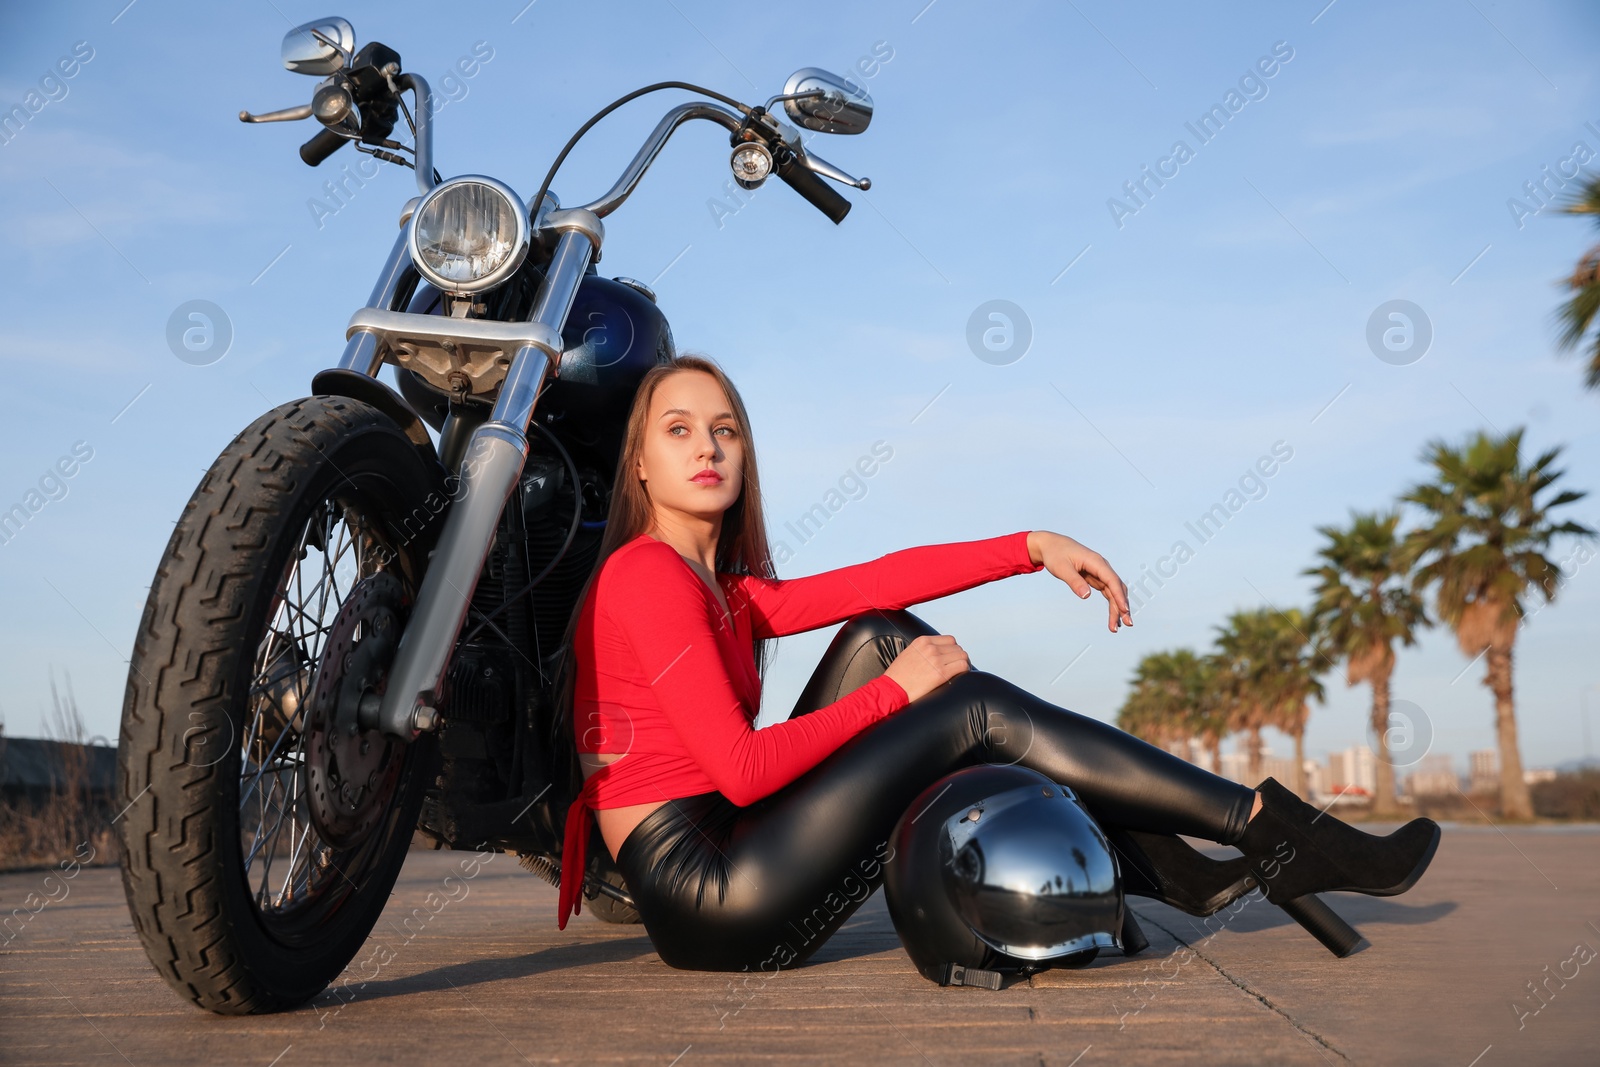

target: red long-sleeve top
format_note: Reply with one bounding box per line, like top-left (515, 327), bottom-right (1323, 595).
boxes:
top-left (557, 529), bottom-right (1042, 928)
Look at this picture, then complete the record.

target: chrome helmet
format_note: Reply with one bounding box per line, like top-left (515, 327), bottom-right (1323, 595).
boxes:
top-left (884, 764), bottom-right (1125, 988)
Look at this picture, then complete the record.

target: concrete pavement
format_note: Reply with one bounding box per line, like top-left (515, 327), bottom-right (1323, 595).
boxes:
top-left (2, 824), bottom-right (1596, 1065)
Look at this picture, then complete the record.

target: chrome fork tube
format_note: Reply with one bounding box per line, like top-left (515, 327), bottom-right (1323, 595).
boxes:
top-left (336, 227), bottom-right (414, 376)
top-left (375, 213), bottom-right (602, 737)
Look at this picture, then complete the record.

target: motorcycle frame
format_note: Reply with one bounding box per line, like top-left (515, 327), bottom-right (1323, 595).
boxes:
top-left (325, 75), bottom-right (751, 739)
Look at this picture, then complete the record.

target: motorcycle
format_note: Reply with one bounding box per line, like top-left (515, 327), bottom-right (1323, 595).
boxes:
top-left (114, 16), bottom-right (875, 1015)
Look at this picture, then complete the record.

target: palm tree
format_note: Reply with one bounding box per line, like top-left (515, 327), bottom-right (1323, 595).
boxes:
top-left (1211, 610), bottom-right (1280, 785)
top-left (1117, 656), bottom-right (1168, 748)
top-left (1401, 427), bottom-right (1595, 819)
top-left (1185, 656), bottom-right (1231, 777)
top-left (1155, 649), bottom-right (1230, 772)
top-left (1304, 510), bottom-right (1430, 816)
top-left (1117, 649), bottom-right (1208, 759)
top-left (1116, 685), bottom-right (1178, 752)
top-left (1555, 173), bottom-right (1600, 391)
top-left (1211, 608), bottom-right (1327, 795)
top-left (1259, 607), bottom-right (1328, 800)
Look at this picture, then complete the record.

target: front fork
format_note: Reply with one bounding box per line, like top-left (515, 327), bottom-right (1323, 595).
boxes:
top-left (338, 208), bottom-right (605, 738)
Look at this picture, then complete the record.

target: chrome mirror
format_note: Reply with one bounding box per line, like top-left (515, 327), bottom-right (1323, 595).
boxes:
top-left (282, 17), bottom-right (355, 76)
top-left (780, 68), bottom-right (873, 135)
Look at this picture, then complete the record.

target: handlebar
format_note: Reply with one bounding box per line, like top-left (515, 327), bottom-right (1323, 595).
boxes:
top-left (567, 100), bottom-right (859, 224)
top-left (300, 127), bottom-right (348, 166)
top-left (249, 70), bottom-right (859, 223)
top-left (570, 102), bottom-right (744, 219)
top-left (242, 70), bottom-right (435, 197)
top-left (774, 146), bottom-right (851, 224)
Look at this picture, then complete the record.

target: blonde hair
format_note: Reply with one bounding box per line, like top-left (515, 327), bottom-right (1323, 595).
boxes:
top-left (548, 354), bottom-right (773, 803)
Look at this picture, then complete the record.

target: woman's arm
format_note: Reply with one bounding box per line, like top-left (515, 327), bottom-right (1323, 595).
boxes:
top-left (605, 539), bottom-right (911, 806)
top-left (722, 530), bottom-right (1042, 640)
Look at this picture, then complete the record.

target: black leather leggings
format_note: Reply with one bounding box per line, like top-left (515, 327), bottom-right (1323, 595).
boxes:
top-left (612, 609), bottom-right (1255, 972)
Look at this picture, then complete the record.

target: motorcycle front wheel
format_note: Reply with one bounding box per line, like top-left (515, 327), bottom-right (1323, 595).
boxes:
top-left (117, 397), bottom-right (444, 1014)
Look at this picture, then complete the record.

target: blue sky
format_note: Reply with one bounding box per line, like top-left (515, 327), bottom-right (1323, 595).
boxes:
top-left (1, 0), bottom-right (1597, 776)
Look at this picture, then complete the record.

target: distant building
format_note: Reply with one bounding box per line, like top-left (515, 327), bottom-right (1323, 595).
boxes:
top-left (1327, 746), bottom-right (1377, 797)
top-left (0, 736), bottom-right (117, 806)
top-left (1407, 753), bottom-right (1459, 797)
top-left (1159, 738), bottom-right (1225, 773)
top-left (1303, 760), bottom-right (1328, 802)
top-left (1172, 739), bottom-right (1223, 775)
top-left (1259, 754), bottom-right (1298, 786)
top-left (1219, 750), bottom-right (1250, 785)
top-left (1468, 749), bottom-right (1499, 793)
top-left (1207, 746), bottom-right (1319, 795)
top-left (1158, 739), bottom-right (1189, 760)
top-left (1524, 767), bottom-right (1557, 785)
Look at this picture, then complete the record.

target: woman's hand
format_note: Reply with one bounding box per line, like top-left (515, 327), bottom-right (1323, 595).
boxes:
top-left (883, 634), bottom-right (970, 703)
top-left (1027, 531), bottom-right (1134, 633)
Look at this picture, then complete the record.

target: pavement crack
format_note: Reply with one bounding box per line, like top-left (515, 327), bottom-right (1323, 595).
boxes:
top-left (1134, 907), bottom-right (1351, 1063)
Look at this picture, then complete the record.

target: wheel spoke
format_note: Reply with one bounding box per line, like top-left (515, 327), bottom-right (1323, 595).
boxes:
top-left (234, 494), bottom-right (405, 924)
top-left (244, 770), bottom-right (293, 875)
top-left (238, 707), bottom-right (303, 812)
top-left (279, 805), bottom-right (315, 905)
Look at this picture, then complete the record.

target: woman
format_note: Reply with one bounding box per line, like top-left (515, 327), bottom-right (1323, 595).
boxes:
top-left (553, 354), bottom-right (1439, 971)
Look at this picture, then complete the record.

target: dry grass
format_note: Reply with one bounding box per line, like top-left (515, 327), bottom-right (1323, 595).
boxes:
top-left (0, 672), bottom-right (120, 872)
top-left (1326, 775), bottom-right (1600, 824)
top-left (1531, 769), bottom-right (1600, 820)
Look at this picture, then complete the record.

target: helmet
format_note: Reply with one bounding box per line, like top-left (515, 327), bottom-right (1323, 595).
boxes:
top-left (883, 765), bottom-right (1125, 988)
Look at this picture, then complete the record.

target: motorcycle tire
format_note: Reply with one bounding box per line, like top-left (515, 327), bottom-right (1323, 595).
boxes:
top-left (117, 397), bottom-right (445, 1015)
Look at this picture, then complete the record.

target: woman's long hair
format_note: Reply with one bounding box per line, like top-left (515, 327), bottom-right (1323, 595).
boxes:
top-left (547, 354), bottom-right (773, 809)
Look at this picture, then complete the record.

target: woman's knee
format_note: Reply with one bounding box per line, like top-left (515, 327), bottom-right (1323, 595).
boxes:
top-left (923, 667), bottom-right (1013, 709)
top-left (834, 607), bottom-right (939, 649)
top-left (910, 669), bottom-right (1039, 762)
top-left (793, 610), bottom-right (937, 719)
top-left (893, 669), bottom-right (1002, 748)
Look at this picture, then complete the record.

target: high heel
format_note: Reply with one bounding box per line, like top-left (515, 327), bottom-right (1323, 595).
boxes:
top-left (1104, 826), bottom-right (1259, 917)
top-left (1279, 894), bottom-right (1363, 958)
top-left (1119, 905), bottom-right (1152, 955)
top-left (1236, 777), bottom-right (1441, 905)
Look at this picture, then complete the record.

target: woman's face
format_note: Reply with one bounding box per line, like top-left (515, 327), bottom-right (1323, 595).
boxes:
top-left (634, 369), bottom-right (745, 529)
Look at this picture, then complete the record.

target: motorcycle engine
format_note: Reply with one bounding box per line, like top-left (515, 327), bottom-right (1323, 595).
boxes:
top-left (417, 436), bottom-right (610, 854)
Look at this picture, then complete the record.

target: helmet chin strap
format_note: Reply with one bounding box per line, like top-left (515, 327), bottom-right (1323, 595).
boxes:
top-left (937, 963), bottom-right (1005, 990)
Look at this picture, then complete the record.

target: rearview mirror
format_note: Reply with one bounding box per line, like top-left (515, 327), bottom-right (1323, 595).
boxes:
top-left (282, 17), bottom-right (355, 76)
top-left (781, 68), bottom-right (873, 135)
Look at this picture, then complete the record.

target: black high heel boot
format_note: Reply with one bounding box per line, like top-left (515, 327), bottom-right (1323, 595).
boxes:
top-left (1103, 826), bottom-right (1259, 917)
top-left (1236, 777), bottom-right (1441, 905)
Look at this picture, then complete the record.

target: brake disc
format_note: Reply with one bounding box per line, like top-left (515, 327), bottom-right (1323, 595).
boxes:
top-left (305, 571), bottom-right (407, 849)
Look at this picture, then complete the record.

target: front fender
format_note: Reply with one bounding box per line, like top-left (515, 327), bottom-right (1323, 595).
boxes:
top-left (311, 367), bottom-right (442, 473)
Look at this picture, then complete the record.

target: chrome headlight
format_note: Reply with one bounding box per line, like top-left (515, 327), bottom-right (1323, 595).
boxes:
top-left (408, 175), bottom-right (531, 295)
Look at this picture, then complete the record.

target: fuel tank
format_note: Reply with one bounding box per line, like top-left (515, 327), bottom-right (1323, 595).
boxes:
top-left (546, 274), bottom-right (675, 422)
